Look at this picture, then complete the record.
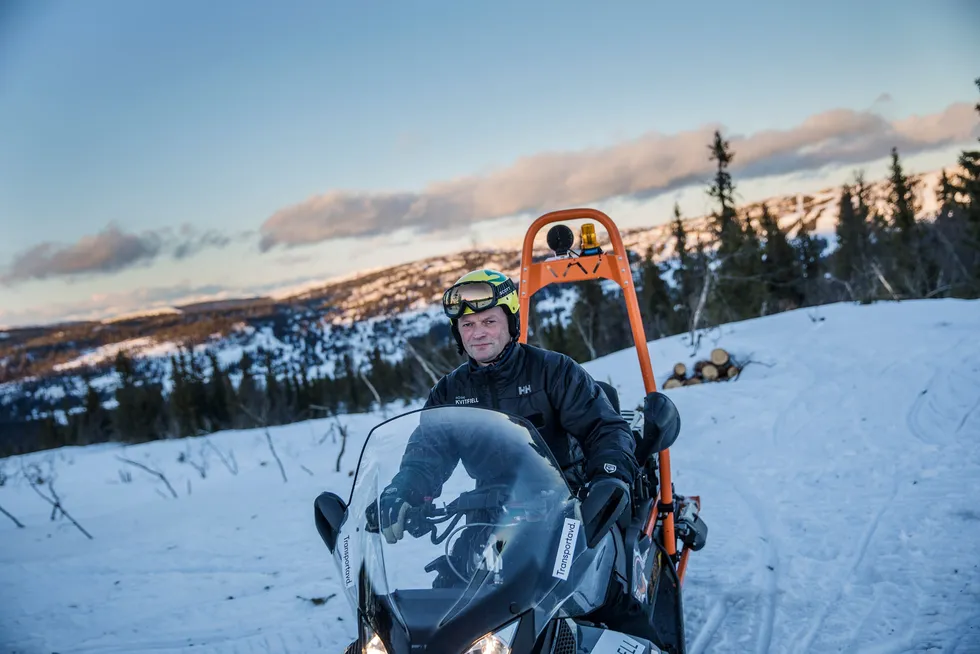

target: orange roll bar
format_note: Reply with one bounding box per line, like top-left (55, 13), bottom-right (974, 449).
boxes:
top-left (516, 208), bottom-right (679, 564)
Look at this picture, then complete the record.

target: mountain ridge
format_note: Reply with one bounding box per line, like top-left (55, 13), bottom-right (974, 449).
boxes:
top-left (0, 164), bottom-right (957, 422)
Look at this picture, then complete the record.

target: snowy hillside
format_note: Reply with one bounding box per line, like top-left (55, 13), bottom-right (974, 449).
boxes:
top-left (2, 297), bottom-right (978, 653)
top-left (0, 165), bottom-right (955, 420)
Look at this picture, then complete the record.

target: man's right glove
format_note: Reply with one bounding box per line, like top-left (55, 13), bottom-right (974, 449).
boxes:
top-left (377, 485), bottom-right (413, 544)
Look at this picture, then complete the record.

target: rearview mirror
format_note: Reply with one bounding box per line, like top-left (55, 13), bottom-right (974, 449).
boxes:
top-left (314, 491), bottom-right (348, 553)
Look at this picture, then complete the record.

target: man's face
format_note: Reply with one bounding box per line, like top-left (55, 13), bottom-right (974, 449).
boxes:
top-left (457, 306), bottom-right (511, 365)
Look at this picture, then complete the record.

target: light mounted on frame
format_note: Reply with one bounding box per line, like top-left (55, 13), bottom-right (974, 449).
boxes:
top-left (580, 223), bottom-right (602, 255)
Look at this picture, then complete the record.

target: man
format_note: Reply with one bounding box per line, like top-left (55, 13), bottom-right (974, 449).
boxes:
top-left (376, 268), bottom-right (639, 546)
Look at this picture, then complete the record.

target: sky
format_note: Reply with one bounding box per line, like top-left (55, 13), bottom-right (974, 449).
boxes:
top-left (1, 0), bottom-right (979, 328)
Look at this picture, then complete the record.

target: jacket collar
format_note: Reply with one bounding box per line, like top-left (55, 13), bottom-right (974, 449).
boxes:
top-left (466, 340), bottom-right (522, 378)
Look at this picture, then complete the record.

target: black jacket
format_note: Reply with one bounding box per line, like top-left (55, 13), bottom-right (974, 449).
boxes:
top-left (390, 342), bottom-right (639, 501)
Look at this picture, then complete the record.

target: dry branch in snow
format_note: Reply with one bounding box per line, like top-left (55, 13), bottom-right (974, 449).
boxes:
top-left (20, 461), bottom-right (93, 539)
top-left (238, 402), bottom-right (288, 483)
top-left (116, 456), bottom-right (179, 498)
top-left (204, 441), bottom-right (238, 475)
top-left (178, 445), bottom-right (209, 479)
top-left (0, 503), bottom-right (25, 528)
top-left (333, 418), bottom-right (349, 473)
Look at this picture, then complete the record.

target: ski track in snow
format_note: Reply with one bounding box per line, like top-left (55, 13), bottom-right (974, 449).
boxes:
top-left (2, 300), bottom-right (980, 654)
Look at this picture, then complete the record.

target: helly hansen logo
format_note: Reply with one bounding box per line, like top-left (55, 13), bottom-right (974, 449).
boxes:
top-left (518, 384), bottom-right (532, 395)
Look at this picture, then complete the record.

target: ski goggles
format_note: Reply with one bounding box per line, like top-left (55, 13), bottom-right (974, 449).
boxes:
top-left (442, 279), bottom-right (516, 319)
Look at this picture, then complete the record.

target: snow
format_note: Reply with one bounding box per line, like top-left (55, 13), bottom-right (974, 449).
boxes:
top-left (2, 298), bottom-right (980, 653)
top-left (52, 337), bottom-right (180, 373)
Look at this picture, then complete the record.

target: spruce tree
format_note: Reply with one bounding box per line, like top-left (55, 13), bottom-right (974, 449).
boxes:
top-left (707, 131), bottom-right (742, 259)
top-left (114, 351), bottom-right (165, 442)
top-left (206, 350), bottom-right (231, 430)
top-left (263, 350), bottom-right (282, 424)
top-left (834, 185), bottom-right (860, 284)
top-left (705, 130), bottom-right (767, 320)
top-left (933, 171), bottom-right (978, 297)
top-left (80, 378), bottom-right (112, 444)
top-left (886, 148), bottom-right (921, 291)
top-left (759, 203), bottom-right (802, 311)
top-left (953, 77), bottom-right (980, 289)
top-left (638, 245), bottom-right (679, 339)
top-left (670, 204), bottom-right (695, 329)
top-left (793, 217), bottom-right (828, 306)
top-left (113, 351), bottom-right (142, 441)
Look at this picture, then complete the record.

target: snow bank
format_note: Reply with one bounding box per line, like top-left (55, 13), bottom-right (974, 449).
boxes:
top-left (1, 298), bottom-right (979, 653)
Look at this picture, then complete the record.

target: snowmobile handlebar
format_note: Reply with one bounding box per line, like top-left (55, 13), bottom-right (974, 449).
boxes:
top-left (366, 485), bottom-right (563, 545)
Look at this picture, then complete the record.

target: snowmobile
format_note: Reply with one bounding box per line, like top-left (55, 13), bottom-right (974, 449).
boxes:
top-left (313, 208), bottom-right (707, 653)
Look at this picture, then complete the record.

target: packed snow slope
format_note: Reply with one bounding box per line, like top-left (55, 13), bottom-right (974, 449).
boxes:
top-left (2, 298), bottom-right (979, 654)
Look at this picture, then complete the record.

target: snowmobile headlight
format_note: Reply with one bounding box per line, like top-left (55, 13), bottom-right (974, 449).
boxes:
top-left (364, 633), bottom-right (388, 654)
top-left (463, 620), bottom-right (519, 654)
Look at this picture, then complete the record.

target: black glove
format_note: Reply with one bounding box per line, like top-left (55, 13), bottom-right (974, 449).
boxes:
top-left (580, 473), bottom-right (631, 547)
top-left (376, 485), bottom-right (413, 544)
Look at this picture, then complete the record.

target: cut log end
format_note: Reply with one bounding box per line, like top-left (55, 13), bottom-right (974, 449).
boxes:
top-left (663, 378), bottom-right (683, 390)
top-left (710, 348), bottom-right (730, 366)
top-left (673, 362), bottom-right (687, 377)
top-left (701, 363), bottom-right (719, 381)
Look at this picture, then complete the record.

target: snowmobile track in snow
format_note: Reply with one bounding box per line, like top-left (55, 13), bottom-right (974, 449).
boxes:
top-left (905, 338), bottom-right (980, 448)
top-left (790, 480), bottom-right (898, 654)
top-left (686, 465), bottom-right (780, 654)
top-left (65, 624), bottom-right (344, 654)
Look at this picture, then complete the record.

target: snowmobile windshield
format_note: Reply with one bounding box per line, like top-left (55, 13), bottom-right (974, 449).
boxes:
top-left (333, 406), bottom-right (597, 650)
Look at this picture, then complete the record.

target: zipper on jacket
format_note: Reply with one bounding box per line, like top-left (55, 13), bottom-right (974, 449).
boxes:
top-left (487, 374), bottom-right (499, 409)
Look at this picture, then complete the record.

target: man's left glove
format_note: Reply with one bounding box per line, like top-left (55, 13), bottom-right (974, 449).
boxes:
top-left (580, 466), bottom-right (632, 548)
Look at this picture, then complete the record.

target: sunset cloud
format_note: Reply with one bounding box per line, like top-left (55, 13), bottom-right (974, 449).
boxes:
top-left (1, 223), bottom-right (243, 285)
top-left (258, 101), bottom-right (979, 250)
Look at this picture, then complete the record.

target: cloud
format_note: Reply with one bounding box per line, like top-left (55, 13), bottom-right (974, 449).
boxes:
top-left (2, 223), bottom-right (243, 285)
top-left (172, 227), bottom-right (234, 260)
top-left (3, 224), bottom-right (164, 284)
top-left (258, 101), bottom-right (980, 250)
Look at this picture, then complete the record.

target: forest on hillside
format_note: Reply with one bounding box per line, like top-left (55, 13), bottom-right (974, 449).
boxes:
top-left (5, 77), bottom-right (979, 457)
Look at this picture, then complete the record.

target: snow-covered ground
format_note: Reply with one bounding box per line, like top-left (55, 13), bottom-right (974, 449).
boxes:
top-left (2, 298), bottom-right (979, 653)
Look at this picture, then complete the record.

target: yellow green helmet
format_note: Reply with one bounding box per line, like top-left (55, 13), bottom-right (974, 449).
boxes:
top-left (442, 268), bottom-right (520, 353)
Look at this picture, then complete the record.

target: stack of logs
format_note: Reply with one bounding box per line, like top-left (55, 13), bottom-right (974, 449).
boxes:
top-left (663, 348), bottom-right (740, 389)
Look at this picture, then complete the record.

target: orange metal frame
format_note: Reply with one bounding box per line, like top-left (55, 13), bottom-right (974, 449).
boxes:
top-left (516, 208), bottom-right (689, 580)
